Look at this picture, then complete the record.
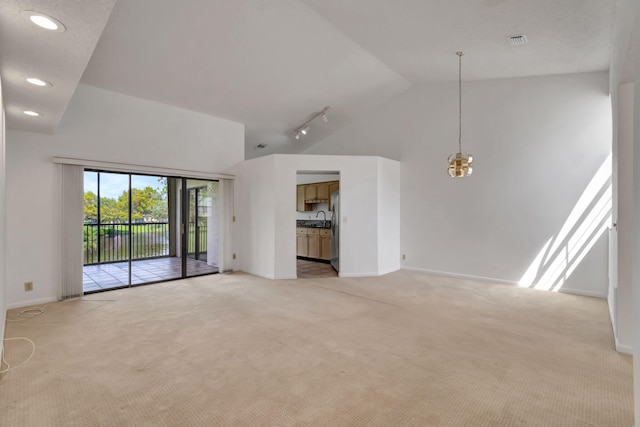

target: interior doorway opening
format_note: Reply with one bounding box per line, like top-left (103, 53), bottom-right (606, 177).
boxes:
top-left (295, 171), bottom-right (340, 278)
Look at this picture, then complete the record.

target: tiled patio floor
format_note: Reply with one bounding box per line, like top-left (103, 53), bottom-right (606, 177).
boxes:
top-left (297, 259), bottom-right (338, 278)
top-left (83, 257), bottom-right (218, 293)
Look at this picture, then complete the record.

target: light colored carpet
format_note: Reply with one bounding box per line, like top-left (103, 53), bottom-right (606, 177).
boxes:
top-left (0, 270), bottom-right (633, 426)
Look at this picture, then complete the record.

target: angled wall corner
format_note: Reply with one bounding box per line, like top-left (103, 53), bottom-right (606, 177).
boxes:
top-left (230, 154), bottom-right (401, 280)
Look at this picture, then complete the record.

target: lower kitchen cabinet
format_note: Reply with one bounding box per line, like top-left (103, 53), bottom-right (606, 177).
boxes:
top-left (297, 227), bottom-right (331, 261)
top-left (320, 229), bottom-right (331, 260)
top-left (296, 228), bottom-right (308, 256)
top-left (308, 234), bottom-right (321, 258)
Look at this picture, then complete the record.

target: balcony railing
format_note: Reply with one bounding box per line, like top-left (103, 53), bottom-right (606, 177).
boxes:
top-left (83, 222), bottom-right (208, 265)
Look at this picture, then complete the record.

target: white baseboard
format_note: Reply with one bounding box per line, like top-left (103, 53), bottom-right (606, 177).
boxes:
top-left (339, 272), bottom-right (380, 278)
top-left (558, 288), bottom-right (607, 299)
top-left (401, 266), bottom-right (518, 286)
top-left (377, 266), bottom-right (401, 276)
top-left (275, 275), bottom-right (298, 280)
top-left (7, 296), bottom-right (58, 310)
top-left (616, 343), bottom-right (633, 355)
top-left (245, 271), bottom-right (275, 280)
top-left (615, 336), bottom-right (633, 355)
top-left (402, 267), bottom-right (607, 299)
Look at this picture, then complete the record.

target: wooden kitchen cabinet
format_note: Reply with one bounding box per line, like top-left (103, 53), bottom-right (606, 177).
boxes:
top-left (304, 184), bottom-right (317, 201)
top-left (297, 227), bottom-right (331, 261)
top-left (297, 185), bottom-right (312, 211)
top-left (316, 182), bottom-right (330, 200)
top-left (296, 228), bottom-right (308, 256)
top-left (307, 236), bottom-right (321, 259)
top-left (296, 185), bottom-right (305, 212)
top-left (320, 229), bottom-right (331, 260)
top-left (329, 181), bottom-right (339, 195)
top-left (307, 228), bottom-right (321, 259)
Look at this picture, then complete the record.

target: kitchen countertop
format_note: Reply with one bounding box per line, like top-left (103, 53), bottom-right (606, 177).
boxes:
top-left (297, 220), bottom-right (331, 229)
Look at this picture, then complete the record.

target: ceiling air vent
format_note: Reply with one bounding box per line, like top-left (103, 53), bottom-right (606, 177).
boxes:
top-left (509, 34), bottom-right (528, 46)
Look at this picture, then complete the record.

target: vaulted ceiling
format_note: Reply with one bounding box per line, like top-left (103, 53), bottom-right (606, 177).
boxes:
top-left (0, 0), bottom-right (616, 159)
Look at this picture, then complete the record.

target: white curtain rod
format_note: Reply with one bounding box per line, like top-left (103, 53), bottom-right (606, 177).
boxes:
top-left (52, 157), bottom-right (236, 180)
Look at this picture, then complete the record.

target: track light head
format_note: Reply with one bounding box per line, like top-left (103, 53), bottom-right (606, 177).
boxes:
top-left (293, 106), bottom-right (330, 141)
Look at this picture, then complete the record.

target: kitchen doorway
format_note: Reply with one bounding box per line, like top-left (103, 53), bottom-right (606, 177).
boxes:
top-left (295, 171), bottom-right (339, 278)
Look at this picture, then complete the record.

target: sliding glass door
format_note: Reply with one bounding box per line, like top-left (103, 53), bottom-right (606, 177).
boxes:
top-left (83, 171), bottom-right (220, 293)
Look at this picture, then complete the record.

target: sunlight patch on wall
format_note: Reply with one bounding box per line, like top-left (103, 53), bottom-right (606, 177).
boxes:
top-left (519, 154), bottom-right (612, 292)
top-left (543, 154), bottom-right (612, 264)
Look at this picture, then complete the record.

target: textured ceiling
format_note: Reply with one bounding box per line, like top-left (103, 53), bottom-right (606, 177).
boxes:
top-left (1, 0), bottom-right (617, 157)
top-left (0, 0), bottom-right (116, 133)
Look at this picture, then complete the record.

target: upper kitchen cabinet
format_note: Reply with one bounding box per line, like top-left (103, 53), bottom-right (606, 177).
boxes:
top-left (329, 181), bottom-right (339, 196)
top-left (304, 184), bottom-right (317, 201)
top-left (317, 182), bottom-right (330, 200)
top-left (296, 180), bottom-right (340, 212)
top-left (296, 185), bottom-right (306, 212)
top-left (297, 185), bottom-right (311, 212)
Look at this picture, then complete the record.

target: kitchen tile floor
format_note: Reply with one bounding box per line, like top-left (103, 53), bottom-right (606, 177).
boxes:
top-left (297, 259), bottom-right (338, 278)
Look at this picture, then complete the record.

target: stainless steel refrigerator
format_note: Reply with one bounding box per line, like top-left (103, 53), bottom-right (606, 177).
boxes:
top-left (330, 191), bottom-right (339, 272)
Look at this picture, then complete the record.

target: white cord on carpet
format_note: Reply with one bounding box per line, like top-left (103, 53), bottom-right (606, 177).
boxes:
top-left (0, 337), bottom-right (36, 373)
top-left (6, 305), bottom-right (46, 322)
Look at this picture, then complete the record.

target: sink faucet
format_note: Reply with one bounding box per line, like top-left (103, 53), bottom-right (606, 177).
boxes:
top-left (316, 210), bottom-right (326, 221)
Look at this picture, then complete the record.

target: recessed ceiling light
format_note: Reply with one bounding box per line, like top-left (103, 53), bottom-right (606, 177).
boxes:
top-left (26, 77), bottom-right (52, 87)
top-left (23, 110), bottom-right (42, 117)
top-left (22, 11), bottom-right (66, 32)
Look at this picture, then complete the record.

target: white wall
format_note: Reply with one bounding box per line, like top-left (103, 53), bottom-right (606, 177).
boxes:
top-left (6, 84), bottom-right (244, 308)
top-left (229, 155), bottom-right (277, 278)
top-left (0, 76), bottom-right (6, 344)
top-left (377, 157), bottom-right (401, 275)
top-left (609, 0), bottom-right (640, 357)
top-left (614, 83), bottom-right (635, 351)
top-left (229, 154), bottom-right (401, 280)
top-left (305, 72), bottom-right (612, 296)
top-left (619, 1), bottom-right (640, 423)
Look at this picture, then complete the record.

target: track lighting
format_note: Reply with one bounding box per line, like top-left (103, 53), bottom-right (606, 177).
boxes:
top-left (293, 106), bottom-right (330, 140)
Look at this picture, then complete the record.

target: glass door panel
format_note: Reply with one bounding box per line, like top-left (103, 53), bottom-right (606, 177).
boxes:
top-left (184, 179), bottom-right (219, 277)
top-left (82, 171), bottom-right (131, 292)
top-left (130, 174), bottom-right (180, 285)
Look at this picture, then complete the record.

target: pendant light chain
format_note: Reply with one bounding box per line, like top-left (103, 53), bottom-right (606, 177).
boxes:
top-left (458, 51), bottom-right (462, 154)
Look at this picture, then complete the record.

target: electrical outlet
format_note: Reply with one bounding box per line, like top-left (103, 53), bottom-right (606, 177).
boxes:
top-left (24, 281), bottom-right (33, 292)
top-left (232, 253), bottom-right (236, 260)
top-left (402, 254), bottom-right (406, 260)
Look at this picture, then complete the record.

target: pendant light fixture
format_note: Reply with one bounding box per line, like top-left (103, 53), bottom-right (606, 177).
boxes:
top-left (448, 52), bottom-right (473, 178)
